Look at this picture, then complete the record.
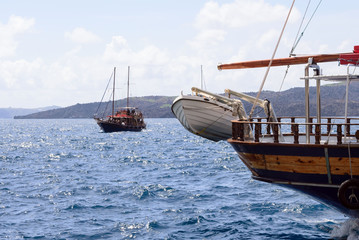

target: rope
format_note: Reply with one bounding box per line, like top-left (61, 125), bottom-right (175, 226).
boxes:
top-left (200, 65), bottom-right (207, 91)
top-left (277, 0), bottom-right (311, 92)
top-left (325, 71), bottom-right (353, 144)
top-left (196, 112), bottom-right (227, 136)
top-left (103, 92), bottom-right (113, 117)
top-left (249, 0), bottom-right (295, 118)
top-left (277, 0), bottom-right (323, 92)
top-left (195, 106), bottom-right (230, 135)
top-left (352, 62), bottom-right (358, 74)
top-left (290, 0), bottom-right (311, 56)
top-left (344, 66), bottom-right (351, 140)
top-left (348, 142), bottom-right (353, 179)
top-left (95, 71), bottom-right (114, 116)
top-left (290, 0), bottom-right (323, 55)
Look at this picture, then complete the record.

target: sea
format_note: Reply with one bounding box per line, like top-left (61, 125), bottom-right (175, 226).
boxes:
top-left (1, 118), bottom-right (359, 239)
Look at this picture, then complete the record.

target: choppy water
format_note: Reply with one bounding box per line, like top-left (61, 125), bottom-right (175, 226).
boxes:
top-left (0, 118), bottom-right (357, 239)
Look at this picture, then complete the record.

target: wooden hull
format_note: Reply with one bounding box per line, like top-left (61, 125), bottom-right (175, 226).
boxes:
top-left (221, 46), bottom-right (359, 217)
top-left (171, 95), bottom-right (235, 141)
top-left (95, 119), bottom-right (145, 133)
top-left (229, 139), bottom-right (359, 217)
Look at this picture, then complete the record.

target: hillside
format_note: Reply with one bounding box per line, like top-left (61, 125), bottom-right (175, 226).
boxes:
top-left (14, 96), bottom-right (176, 119)
top-left (256, 82), bottom-right (359, 117)
top-left (12, 82), bottom-right (359, 119)
top-left (0, 106), bottom-right (60, 119)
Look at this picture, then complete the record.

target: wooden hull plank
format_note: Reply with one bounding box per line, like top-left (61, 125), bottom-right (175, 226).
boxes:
top-left (217, 53), bottom-right (347, 70)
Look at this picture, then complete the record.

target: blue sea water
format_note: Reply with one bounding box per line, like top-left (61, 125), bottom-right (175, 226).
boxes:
top-left (0, 118), bottom-right (357, 239)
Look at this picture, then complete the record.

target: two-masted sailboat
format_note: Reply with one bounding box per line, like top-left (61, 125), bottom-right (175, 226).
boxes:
top-left (94, 67), bottom-right (146, 133)
top-left (219, 47), bottom-right (359, 217)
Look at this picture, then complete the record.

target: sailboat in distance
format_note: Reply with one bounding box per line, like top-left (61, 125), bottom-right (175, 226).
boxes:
top-left (94, 66), bottom-right (146, 133)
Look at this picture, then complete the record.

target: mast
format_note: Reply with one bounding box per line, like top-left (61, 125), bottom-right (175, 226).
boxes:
top-left (127, 66), bottom-right (130, 108)
top-left (200, 65), bottom-right (203, 89)
top-left (112, 67), bottom-right (116, 117)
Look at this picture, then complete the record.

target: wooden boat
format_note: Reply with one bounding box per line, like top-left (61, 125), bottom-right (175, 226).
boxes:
top-left (171, 66), bottom-right (238, 141)
top-left (219, 46), bottom-right (359, 217)
top-left (171, 66), bottom-right (280, 141)
top-left (94, 67), bottom-right (146, 133)
top-left (172, 87), bottom-right (278, 142)
top-left (171, 88), bottom-right (242, 141)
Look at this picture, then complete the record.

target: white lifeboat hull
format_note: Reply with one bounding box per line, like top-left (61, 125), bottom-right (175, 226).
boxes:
top-left (171, 95), bottom-right (236, 141)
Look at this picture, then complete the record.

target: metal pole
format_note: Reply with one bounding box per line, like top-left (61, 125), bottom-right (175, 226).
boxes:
top-left (315, 66), bottom-right (321, 124)
top-left (305, 60), bottom-right (311, 144)
top-left (127, 66), bottom-right (130, 108)
top-left (112, 67), bottom-right (116, 117)
top-left (200, 65), bottom-right (203, 89)
top-left (316, 79), bottom-right (321, 123)
top-left (344, 65), bottom-right (350, 140)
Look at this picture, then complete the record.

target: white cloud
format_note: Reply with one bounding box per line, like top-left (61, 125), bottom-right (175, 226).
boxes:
top-left (0, 58), bottom-right (44, 89)
top-left (103, 36), bottom-right (169, 66)
top-left (103, 36), bottom-right (130, 60)
top-left (338, 40), bottom-right (352, 52)
top-left (2, 0), bottom-right (356, 109)
top-left (0, 15), bottom-right (35, 58)
top-left (189, 0), bottom-right (300, 62)
top-left (256, 29), bottom-right (280, 48)
top-left (188, 29), bottom-right (227, 50)
top-left (65, 27), bottom-right (101, 44)
top-left (195, 0), bottom-right (297, 30)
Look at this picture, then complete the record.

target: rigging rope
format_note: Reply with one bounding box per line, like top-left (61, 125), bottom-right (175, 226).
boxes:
top-left (290, 0), bottom-right (311, 56)
top-left (278, 0), bottom-right (324, 92)
top-left (278, 0), bottom-right (311, 92)
top-left (102, 92), bottom-right (113, 118)
top-left (290, 0), bottom-right (323, 55)
top-left (349, 141), bottom-right (353, 179)
top-left (196, 108), bottom-right (228, 136)
top-left (350, 59), bottom-right (359, 74)
top-left (95, 71), bottom-right (114, 116)
top-left (249, 0), bottom-right (295, 118)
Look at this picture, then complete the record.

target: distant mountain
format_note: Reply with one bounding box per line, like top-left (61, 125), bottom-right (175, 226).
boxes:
top-left (14, 96), bottom-right (176, 119)
top-left (0, 106), bottom-right (60, 119)
top-left (254, 82), bottom-right (359, 117)
top-left (12, 82), bottom-right (359, 119)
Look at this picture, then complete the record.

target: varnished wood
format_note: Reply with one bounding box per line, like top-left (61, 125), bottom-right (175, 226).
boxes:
top-left (231, 117), bottom-right (359, 145)
top-left (337, 124), bottom-right (342, 144)
top-left (239, 152), bottom-right (359, 174)
top-left (255, 124), bottom-right (260, 142)
top-left (263, 154), bottom-right (359, 167)
top-left (346, 118), bottom-right (351, 135)
top-left (315, 125), bottom-right (321, 144)
top-left (293, 124), bottom-right (299, 144)
top-left (218, 53), bottom-right (347, 70)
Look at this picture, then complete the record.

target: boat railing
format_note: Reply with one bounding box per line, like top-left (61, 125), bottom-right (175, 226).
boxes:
top-left (232, 117), bottom-right (359, 144)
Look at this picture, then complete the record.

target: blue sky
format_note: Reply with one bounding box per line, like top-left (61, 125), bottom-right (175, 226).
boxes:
top-left (1, 0), bottom-right (359, 108)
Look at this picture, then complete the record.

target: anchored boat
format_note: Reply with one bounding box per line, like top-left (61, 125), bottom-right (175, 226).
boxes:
top-left (94, 67), bottom-right (146, 133)
top-left (219, 46), bottom-right (359, 217)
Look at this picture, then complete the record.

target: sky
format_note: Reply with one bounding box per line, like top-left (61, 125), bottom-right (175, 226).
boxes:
top-left (1, 0), bottom-right (359, 108)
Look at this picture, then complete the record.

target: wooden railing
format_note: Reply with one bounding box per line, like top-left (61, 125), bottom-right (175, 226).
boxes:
top-left (232, 117), bottom-right (359, 144)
